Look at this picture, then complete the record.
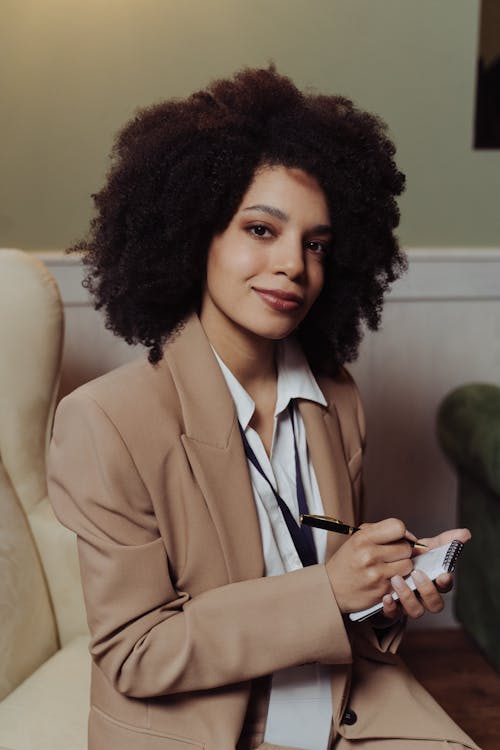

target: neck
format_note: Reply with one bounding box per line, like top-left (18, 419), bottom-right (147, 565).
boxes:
top-left (200, 314), bottom-right (277, 392)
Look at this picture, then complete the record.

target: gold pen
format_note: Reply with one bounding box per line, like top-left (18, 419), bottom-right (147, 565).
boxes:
top-left (300, 513), bottom-right (428, 550)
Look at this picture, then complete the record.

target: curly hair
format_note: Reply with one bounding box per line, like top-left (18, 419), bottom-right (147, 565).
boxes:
top-left (73, 65), bottom-right (406, 371)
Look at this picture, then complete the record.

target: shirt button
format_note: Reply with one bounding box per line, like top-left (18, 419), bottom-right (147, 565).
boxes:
top-left (342, 708), bottom-right (357, 726)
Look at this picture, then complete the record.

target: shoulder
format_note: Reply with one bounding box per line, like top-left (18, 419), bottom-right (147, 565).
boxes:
top-left (54, 353), bottom-right (184, 446)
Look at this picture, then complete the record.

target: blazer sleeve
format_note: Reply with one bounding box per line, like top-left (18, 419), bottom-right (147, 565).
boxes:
top-left (48, 390), bottom-right (352, 699)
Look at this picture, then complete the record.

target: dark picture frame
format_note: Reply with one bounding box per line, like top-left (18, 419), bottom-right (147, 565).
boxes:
top-left (474, 0), bottom-right (500, 148)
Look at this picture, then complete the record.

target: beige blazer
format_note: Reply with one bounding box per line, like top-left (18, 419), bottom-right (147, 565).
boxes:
top-left (48, 313), bottom-right (478, 750)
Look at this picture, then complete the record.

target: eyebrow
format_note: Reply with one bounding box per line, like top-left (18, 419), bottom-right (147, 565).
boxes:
top-left (242, 204), bottom-right (332, 234)
top-left (243, 204), bottom-right (289, 221)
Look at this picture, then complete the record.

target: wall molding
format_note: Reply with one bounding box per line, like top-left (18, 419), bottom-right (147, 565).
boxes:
top-left (20, 248), bottom-right (500, 305)
top-left (388, 248), bottom-right (500, 301)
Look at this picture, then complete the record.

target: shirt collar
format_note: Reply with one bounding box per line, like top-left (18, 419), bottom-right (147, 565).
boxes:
top-left (212, 349), bottom-right (255, 430)
top-left (212, 338), bottom-right (327, 431)
top-left (274, 336), bottom-right (327, 416)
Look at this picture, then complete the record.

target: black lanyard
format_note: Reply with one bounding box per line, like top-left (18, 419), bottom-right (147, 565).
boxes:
top-left (238, 403), bottom-right (318, 567)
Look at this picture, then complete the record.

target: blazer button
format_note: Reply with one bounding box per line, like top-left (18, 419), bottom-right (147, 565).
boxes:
top-left (342, 708), bottom-right (357, 726)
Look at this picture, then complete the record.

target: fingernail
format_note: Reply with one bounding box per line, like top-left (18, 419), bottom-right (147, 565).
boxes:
top-left (391, 575), bottom-right (405, 591)
top-left (437, 573), bottom-right (452, 586)
top-left (411, 569), bottom-right (426, 585)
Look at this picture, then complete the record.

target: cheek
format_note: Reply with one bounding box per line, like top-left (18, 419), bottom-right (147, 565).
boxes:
top-left (207, 243), bottom-right (259, 286)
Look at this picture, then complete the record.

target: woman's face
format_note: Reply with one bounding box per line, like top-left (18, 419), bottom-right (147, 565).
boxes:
top-left (200, 165), bottom-right (331, 345)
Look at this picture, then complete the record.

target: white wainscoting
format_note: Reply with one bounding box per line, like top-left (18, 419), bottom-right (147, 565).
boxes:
top-left (36, 249), bottom-right (500, 627)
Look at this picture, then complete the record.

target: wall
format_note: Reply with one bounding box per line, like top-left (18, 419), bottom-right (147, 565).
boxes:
top-left (1, 0), bottom-right (499, 250)
top-left (33, 248), bottom-right (500, 628)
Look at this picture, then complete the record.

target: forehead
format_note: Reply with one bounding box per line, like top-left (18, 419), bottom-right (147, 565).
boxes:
top-left (238, 165), bottom-right (329, 221)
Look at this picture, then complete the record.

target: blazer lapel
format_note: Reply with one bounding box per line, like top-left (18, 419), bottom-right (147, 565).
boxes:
top-left (298, 398), bottom-right (355, 560)
top-left (181, 426), bottom-right (265, 583)
top-left (164, 313), bottom-right (264, 583)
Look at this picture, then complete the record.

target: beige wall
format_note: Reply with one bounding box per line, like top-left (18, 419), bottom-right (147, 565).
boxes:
top-left (1, 0), bottom-right (498, 251)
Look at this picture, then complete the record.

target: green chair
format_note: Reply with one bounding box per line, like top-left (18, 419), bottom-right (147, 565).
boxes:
top-left (437, 383), bottom-right (500, 673)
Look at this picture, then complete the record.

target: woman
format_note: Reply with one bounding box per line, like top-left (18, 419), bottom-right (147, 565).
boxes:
top-left (48, 67), bottom-right (478, 750)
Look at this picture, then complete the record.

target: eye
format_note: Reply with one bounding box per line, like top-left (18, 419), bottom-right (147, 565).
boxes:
top-left (247, 224), bottom-right (273, 238)
top-left (305, 240), bottom-right (330, 256)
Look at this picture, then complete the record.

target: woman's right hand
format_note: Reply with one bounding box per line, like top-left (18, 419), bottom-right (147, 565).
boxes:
top-left (325, 518), bottom-right (414, 613)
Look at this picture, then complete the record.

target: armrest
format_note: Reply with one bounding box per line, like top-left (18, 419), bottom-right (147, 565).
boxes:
top-left (437, 383), bottom-right (500, 497)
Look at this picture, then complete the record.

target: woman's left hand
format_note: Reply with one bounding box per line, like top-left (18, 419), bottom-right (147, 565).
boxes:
top-left (380, 527), bottom-right (471, 621)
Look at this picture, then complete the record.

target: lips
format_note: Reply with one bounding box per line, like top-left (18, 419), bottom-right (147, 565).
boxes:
top-left (252, 287), bottom-right (304, 312)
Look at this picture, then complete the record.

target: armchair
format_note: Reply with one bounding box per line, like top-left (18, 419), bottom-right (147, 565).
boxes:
top-left (0, 250), bottom-right (89, 749)
top-left (437, 382), bottom-right (500, 673)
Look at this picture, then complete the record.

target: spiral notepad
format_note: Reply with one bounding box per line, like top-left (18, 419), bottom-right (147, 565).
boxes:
top-left (349, 540), bottom-right (464, 622)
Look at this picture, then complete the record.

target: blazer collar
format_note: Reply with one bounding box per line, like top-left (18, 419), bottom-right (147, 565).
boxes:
top-left (164, 312), bottom-right (236, 447)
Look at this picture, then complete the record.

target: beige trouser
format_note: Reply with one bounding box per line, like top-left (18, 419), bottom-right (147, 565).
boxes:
top-left (250, 742), bottom-right (478, 750)
top-left (249, 740), bottom-right (479, 750)
top-left (333, 739), bottom-right (479, 749)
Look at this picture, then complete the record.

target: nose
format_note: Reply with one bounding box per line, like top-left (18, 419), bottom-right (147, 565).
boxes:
top-left (271, 236), bottom-right (305, 280)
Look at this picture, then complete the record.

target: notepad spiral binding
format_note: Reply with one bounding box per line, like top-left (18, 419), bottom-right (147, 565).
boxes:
top-left (443, 540), bottom-right (464, 572)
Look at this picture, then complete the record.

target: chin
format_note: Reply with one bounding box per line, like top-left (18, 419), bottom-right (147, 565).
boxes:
top-left (244, 318), bottom-right (302, 341)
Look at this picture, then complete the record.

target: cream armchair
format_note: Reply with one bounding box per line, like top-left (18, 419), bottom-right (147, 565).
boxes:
top-left (0, 250), bottom-right (89, 750)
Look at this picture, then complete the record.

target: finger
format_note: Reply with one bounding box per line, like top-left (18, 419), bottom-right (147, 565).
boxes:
top-left (417, 528), bottom-right (471, 552)
top-left (404, 529), bottom-right (419, 544)
top-left (384, 558), bottom-right (414, 580)
top-left (435, 572), bottom-right (453, 593)
top-left (378, 541), bottom-right (413, 563)
top-left (411, 570), bottom-right (444, 614)
top-left (391, 575), bottom-right (425, 619)
top-left (382, 594), bottom-right (400, 620)
top-left (360, 518), bottom-right (407, 545)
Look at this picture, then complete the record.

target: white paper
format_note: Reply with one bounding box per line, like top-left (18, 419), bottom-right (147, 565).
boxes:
top-left (263, 663), bottom-right (333, 750)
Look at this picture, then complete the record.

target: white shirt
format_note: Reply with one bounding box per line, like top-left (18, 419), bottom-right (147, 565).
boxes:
top-left (213, 338), bottom-right (334, 750)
